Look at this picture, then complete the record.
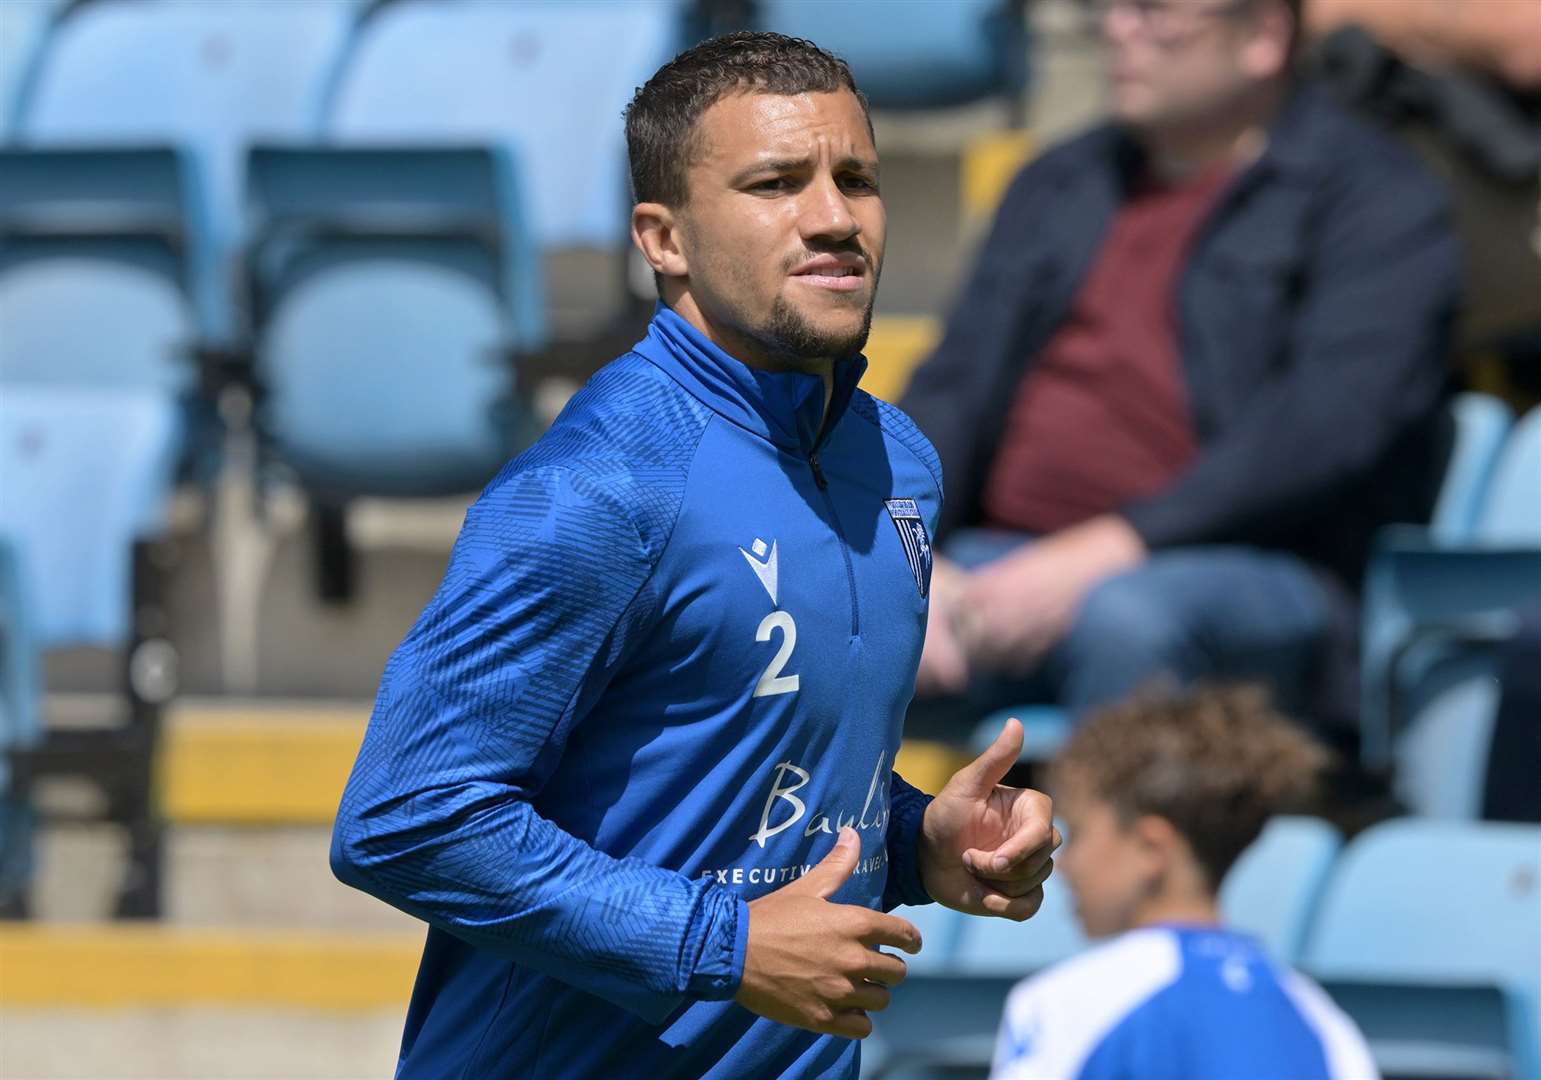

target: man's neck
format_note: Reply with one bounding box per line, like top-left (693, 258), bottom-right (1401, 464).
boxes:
top-left (1130, 892), bottom-right (1223, 930)
top-left (666, 290), bottom-right (837, 418)
top-left (1138, 82), bottom-right (1285, 183)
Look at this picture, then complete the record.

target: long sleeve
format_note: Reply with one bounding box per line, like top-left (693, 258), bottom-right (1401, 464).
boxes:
top-left (881, 771), bottom-right (934, 910)
top-left (329, 464), bottom-right (746, 1024)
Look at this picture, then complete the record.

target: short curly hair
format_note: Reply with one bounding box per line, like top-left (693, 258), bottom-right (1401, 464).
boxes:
top-left (1051, 684), bottom-right (1330, 889)
top-left (624, 31), bottom-right (871, 208)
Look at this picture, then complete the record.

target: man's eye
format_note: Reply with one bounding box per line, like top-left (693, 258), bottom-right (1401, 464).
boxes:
top-left (841, 175), bottom-right (878, 192)
top-left (751, 178), bottom-right (792, 193)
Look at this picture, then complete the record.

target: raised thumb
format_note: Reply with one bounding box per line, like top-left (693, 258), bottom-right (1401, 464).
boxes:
top-left (802, 827), bottom-right (861, 899)
top-left (955, 717), bottom-right (1024, 795)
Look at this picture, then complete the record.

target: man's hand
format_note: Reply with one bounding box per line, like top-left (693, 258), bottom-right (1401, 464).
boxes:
top-left (915, 556), bottom-right (970, 696)
top-left (919, 718), bottom-right (1060, 920)
top-left (734, 828), bottom-right (922, 1039)
top-left (956, 515), bottom-right (1145, 674)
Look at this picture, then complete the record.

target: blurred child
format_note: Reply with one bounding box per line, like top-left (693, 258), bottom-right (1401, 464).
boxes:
top-left (990, 685), bottom-right (1379, 1080)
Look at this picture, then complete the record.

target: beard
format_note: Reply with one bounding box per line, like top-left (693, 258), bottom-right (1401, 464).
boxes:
top-left (756, 291), bottom-right (875, 365)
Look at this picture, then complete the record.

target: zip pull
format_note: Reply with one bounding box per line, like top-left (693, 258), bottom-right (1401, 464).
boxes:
top-left (808, 451), bottom-right (828, 490)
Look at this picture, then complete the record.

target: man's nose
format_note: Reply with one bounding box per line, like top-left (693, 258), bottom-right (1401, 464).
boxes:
top-left (799, 174), bottom-right (860, 243)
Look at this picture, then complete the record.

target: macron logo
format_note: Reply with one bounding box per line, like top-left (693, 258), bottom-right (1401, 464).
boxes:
top-left (738, 538), bottom-right (778, 606)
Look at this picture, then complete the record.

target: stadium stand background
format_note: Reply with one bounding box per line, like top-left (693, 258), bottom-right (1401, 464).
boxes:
top-left (0, 2), bottom-right (1536, 1078)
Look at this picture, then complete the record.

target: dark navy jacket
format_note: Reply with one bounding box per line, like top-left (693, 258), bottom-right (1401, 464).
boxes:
top-left (901, 84), bottom-right (1461, 587)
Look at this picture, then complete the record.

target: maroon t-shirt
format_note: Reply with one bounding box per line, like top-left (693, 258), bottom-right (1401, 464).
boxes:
top-left (980, 162), bottom-right (1234, 535)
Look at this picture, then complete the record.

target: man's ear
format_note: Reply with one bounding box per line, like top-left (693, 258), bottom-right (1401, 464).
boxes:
top-left (632, 202), bottom-right (688, 280)
top-left (1239, 1), bottom-right (1293, 81)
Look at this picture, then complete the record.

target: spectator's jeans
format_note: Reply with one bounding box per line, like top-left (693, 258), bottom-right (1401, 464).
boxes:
top-left (909, 529), bottom-right (1338, 734)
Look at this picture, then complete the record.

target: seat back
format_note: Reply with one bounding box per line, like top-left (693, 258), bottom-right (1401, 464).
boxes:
top-left (1304, 820), bottom-right (1541, 1080)
top-left (952, 869), bottom-right (1088, 975)
top-left (1218, 816), bottom-right (1341, 964)
top-left (0, 146), bottom-right (197, 395)
top-left (1393, 665), bottom-right (1502, 820)
top-left (1476, 405), bottom-right (1541, 545)
top-left (0, 387), bottom-right (180, 649)
top-left (1432, 393), bottom-right (1514, 544)
top-left (752, 0), bottom-right (1027, 112)
top-left (0, 0), bottom-right (64, 141)
top-left (890, 903), bottom-right (965, 974)
top-left (328, 0), bottom-right (681, 251)
top-left (246, 145), bottom-right (545, 348)
top-left (247, 146), bottom-right (539, 498)
top-left (0, 535), bottom-right (42, 761)
top-left (17, 0), bottom-right (360, 337)
top-left (1304, 819), bottom-right (1541, 988)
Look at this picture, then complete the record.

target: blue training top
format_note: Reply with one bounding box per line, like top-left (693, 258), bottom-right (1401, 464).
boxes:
top-left (991, 926), bottom-right (1380, 1080)
top-left (331, 303), bottom-right (945, 1079)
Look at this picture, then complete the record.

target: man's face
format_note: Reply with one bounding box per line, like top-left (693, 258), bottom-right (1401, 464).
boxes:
top-left (670, 89), bottom-right (884, 368)
top-left (1099, 0), bottom-right (1283, 131)
top-left (1056, 782), bottom-right (1156, 939)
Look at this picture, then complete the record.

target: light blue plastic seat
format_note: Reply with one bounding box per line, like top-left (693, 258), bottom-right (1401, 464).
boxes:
top-left (1218, 815), bottom-right (1341, 964)
top-left (0, 0), bottom-right (65, 141)
top-left (889, 902), bottom-right (965, 974)
top-left (1431, 393), bottom-right (1515, 544)
top-left (866, 873), bottom-right (1082, 1079)
top-left (247, 145), bottom-right (545, 499)
top-left (0, 388), bottom-right (181, 648)
top-left (0, 386), bottom-right (182, 916)
top-left (1302, 819), bottom-right (1541, 1080)
top-left (952, 869), bottom-right (1087, 977)
top-left (327, 0), bottom-right (682, 252)
top-left (1394, 663), bottom-right (1503, 820)
top-left (972, 704), bottom-right (1073, 765)
top-left (0, 147), bottom-right (199, 400)
top-left (1360, 401), bottom-right (1541, 769)
top-left (15, 0), bottom-right (361, 339)
top-left (1478, 403), bottom-right (1541, 546)
top-left (750, 0), bottom-right (1028, 112)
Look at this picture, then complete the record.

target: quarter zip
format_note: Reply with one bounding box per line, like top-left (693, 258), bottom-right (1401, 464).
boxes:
top-left (809, 448), bottom-right (861, 639)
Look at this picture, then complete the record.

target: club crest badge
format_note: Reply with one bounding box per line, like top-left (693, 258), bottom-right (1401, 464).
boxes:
top-left (883, 498), bottom-right (932, 598)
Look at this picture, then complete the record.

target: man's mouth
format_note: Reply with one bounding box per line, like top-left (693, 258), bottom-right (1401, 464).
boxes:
top-left (790, 256), bottom-right (866, 292)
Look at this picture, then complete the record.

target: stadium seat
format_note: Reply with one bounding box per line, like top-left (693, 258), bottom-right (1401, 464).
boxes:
top-left (1393, 662), bottom-right (1502, 819)
top-left (726, 0), bottom-right (1029, 114)
top-left (0, 0), bottom-right (65, 141)
top-left (0, 386), bottom-right (184, 918)
top-left (890, 902), bottom-right (965, 974)
top-left (14, 0), bottom-right (362, 339)
top-left (327, 0), bottom-right (683, 253)
top-left (1477, 403), bottom-right (1541, 546)
top-left (0, 535), bottom-right (42, 913)
top-left (1302, 819), bottom-right (1541, 1080)
top-left (0, 147), bottom-right (199, 396)
top-left (971, 704), bottom-right (1073, 766)
top-left (951, 865), bottom-right (1087, 977)
top-left (1431, 393), bottom-right (1514, 544)
top-left (867, 874), bottom-right (1082, 1079)
top-left (1218, 815), bottom-right (1340, 964)
top-left (246, 145), bottom-right (546, 500)
top-left (1359, 403), bottom-right (1541, 769)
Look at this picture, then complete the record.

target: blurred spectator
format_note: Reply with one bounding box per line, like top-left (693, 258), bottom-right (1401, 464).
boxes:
top-left (902, 0), bottom-right (1460, 726)
top-left (1303, 0), bottom-right (1541, 402)
top-left (989, 685), bottom-right (1378, 1080)
top-left (1306, 0), bottom-right (1541, 90)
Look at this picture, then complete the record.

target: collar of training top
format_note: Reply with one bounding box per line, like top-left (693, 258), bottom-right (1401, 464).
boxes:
top-left (633, 302), bottom-right (869, 455)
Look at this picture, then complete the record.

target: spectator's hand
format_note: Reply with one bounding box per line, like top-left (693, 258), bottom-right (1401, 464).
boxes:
top-left (915, 556), bottom-right (970, 696)
top-left (955, 515), bottom-right (1145, 674)
top-left (735, 828), bottom-right (922, 1039)
top-left (918, 718), bottom-right (1060, 920)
